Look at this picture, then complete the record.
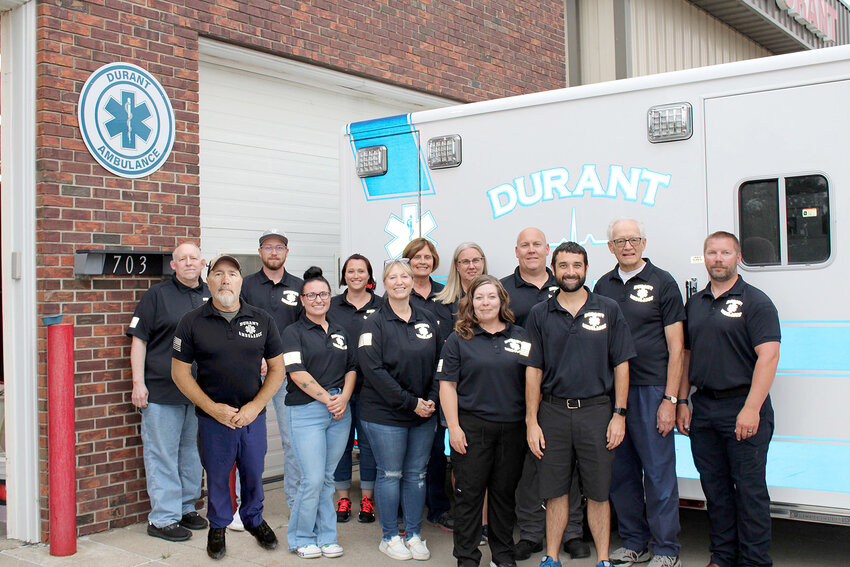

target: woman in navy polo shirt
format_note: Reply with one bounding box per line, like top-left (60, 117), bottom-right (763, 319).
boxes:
top-left (433, 242), bottom-right (488, 341)
top-left (283, 267), bottom-right (356, 559)
top-left (438, 275), bottom-right (531, 567)
top-left (403, 237), bottom-right (444, 314)
top-left (329, 254), bottom-right (381, 524)
top-left (358, 259), bottom-right (440, 562)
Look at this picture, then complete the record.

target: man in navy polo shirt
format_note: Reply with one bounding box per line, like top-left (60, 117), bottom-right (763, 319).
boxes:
top-left (677, 232), bottom-right (780, 567)
top-left (523, 241), bottom-right (635, 567)
top-left (241, 228), bottom-right (304, 512)
top-left (127, 242), bottom-right (211, 542)
top-left (502, 228), bottom-right (588, 561)
top-left (594, 219), bottom-right (685, 567)
top-left (172, 254), bottom-right (285, 560)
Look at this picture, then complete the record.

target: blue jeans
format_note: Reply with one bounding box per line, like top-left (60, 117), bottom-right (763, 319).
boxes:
top-left (197, 413), bottom-right (268, 529)
top-left (140, 402), bottom-right (203, 527)
top-left (286, 397), bottom-right (352, 549)
top-left (361, 417), bottom-right (437, 541)
top-left (333, 392), bottom-right (376, 491)
top-left (272, 383), bottom-right (302, 511)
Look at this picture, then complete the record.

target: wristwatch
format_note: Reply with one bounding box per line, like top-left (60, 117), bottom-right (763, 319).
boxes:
top-left (663, 394), bottom-right (678, 404)
top-left (677, 398), bottom-right (689, 406)
top-left (613, 407), bottom-right (627, 416)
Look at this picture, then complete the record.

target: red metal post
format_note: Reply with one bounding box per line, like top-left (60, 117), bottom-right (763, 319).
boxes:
top-left (47, 322), bottom-right (76, 556)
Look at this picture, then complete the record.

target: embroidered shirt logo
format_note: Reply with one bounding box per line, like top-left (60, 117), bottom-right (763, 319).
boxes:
top-left (504, 338), bottom-right (531, 357)
top-left (331, 333), bottom-right (347, 350)
top-left (581, 312), bottom-right (607, 331)
top-left (282, 290), bottom-right (300, 306)
top-left (415, 323), bottom-right (433, 339)
top-left (629, 284), bottom-right (655, 303)
top-left (239, 320), bottom-right (263, 339)
top-left (721, 299), bottom-right (743, 318)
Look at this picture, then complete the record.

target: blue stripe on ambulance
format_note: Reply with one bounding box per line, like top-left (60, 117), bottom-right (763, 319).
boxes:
top-left (347, 114), bottom-right (435, 201)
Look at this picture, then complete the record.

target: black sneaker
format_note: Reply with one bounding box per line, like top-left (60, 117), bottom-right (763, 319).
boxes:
top-left (179, 511), bottom-right (208, 530)
top-left (427, 511), bottom-right (454, 532)
top-left (336, 497), bottom-right (352, 523)
top-left (563, 537), bottom-right (591, 559)
top-left (247, 519), bottom-right (278, 550)
top-left (513, 539), bottom-right (543, 560)
top-left (207, 527), bottom-right (226, 560)
top-left (147, 522), bottom-right (192, 542)
top-left (358, 495), bottom-right (376, 523)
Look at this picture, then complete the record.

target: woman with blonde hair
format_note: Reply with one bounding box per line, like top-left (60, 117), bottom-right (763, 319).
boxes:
top-left (433, 242), bottom-right (488, 340)
top-left (437, 275), bottom-right (530, 567)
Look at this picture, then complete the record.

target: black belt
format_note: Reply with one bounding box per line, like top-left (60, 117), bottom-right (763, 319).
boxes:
top-left (697, 385), bottom-right (750, 399)
top-left (542, 393), bottom-right (609, 409)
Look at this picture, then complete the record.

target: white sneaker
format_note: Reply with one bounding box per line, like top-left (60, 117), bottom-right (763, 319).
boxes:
top-left (405, 535), bottom-right (430, 561)
top-left (321, 543), bottom-right (344, 558)
top-left (647, 556), bottom-right (681, 567)
top-left (610, 547), bottom-right (652, 567)
top-left (295, 544), bottom-right (322, 559)
top-left (379, 535), bottom-right (413, 560)
top-left (227, 512), bottom-right (244, 532)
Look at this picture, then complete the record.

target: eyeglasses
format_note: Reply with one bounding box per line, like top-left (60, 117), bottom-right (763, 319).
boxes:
top-left (383, 258), bottom-right (410, 268)
top-left (611, 237), bottom-right (643, 249)
top-left (301, 291), bottom-right (330, 301)
top-left (457, 257), bottom-right (484, 267)
top-left (261, 245), bottom-right (287, 253)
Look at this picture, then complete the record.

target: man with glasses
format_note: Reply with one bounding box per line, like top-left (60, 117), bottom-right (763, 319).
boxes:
top-left (172, 255), bottom-right (285, 559)
top-left (241, 229), bottom-right (304, 513)
top-left (502, 228), bottom-right (590, 561)
top-left (594, 219), bottom-right (685, 567)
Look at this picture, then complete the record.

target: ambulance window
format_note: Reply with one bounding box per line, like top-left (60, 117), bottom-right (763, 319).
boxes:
top-left (738, 175), bottom-right (830, 267)
top-left (786, 175), bottom-right (829, 264)
top-left (739, 179), bottom-right (780, 266)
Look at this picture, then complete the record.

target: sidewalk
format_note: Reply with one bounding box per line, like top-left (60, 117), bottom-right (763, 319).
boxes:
top-left (1, 483), bottom-right (847, 567)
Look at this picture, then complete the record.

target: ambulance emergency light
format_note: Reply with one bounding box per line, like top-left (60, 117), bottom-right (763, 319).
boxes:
top-left (647, 102), bottom-right (693, 143)
top-left (427, 135), bottom-right (462, 169)
top-left (356, 145), bottom-right (388, 177)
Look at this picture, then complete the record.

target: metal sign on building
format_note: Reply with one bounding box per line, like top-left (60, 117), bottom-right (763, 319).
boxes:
top-left (77, 62), bottom-right (175, 179)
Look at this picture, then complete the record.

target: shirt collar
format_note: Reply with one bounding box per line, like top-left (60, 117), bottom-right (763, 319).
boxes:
top-left (171, 273), bottom-right (205, 293)
top-left (255, 268), bottom-right (295, 287)
top-left (606, 258), bottom-right (656, 283)
top-left (699, 275), bottom-right (747, 300)
top-left (473, 322), bottom-right (512, 337)
top-left (546, 286), bottom-right (599, 315)
top-left (512, 266), bottom-right (556, 288)
top-left (201, 299), bottom-right (253, 319)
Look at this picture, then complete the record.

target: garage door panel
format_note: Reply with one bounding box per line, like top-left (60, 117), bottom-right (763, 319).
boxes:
top-left (200, 55), bottom-right (447, 479)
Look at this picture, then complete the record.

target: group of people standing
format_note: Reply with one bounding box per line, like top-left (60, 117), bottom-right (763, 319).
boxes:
top-left (128, 221), bottom-right (780, 567)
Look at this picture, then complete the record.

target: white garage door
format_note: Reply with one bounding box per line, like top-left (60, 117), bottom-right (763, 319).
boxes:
top-left (198, 40), bottom-right (449, 479)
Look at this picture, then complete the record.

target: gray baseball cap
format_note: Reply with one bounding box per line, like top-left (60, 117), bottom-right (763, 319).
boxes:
top-left (259, 228), bottom-right (289, 247)
top-left (207, 254), bottom-right (241, 274)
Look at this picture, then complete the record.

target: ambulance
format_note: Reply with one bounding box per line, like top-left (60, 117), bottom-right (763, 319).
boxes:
top-left (339, 45), bottom-right (850, 524)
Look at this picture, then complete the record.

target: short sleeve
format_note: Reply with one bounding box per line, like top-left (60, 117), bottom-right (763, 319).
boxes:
top-left (607, 304), bottom-right (637, 367)
top-left (264, 317), bottom-right (283, 360)
top-left (281, 325), bottom-right (305, 371)
top-left (659, 275), bottom-right (686, 328)
top-left (171, 313), bottom-right (195, 363)
top-left (436, 333), bottom-right (462, 382)
top-left (127, 288), bottom-right (156, 341)
top-left (522, 304), bottom-right (544, 369)
top-left (746, 293), bottom-right (781, 348)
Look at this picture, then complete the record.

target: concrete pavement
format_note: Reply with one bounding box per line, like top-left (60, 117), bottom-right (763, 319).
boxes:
top-left (1, 482), bottom-right (847, 566)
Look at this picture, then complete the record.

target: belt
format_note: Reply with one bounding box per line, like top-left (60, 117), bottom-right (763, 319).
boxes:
top-left (697, 385), bottom-right (750, 399)
top-left (542, 393), bottom-right (609, 409)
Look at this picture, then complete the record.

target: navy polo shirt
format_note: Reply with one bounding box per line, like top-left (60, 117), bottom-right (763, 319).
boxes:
top-left (500, 267), bottom-right (560, 327)
top-left (436, 323), bottom-right (530, 423)
top-left (358, 304), bottom-right (440, 427)
top-left (433, 298), bottom-right (459, 343)
top-left (282, 317), bottom-right (356, 406)
top-left (409, 277), bottom-right (444, 317)
top-left (240, 269), bottom-right (304, 334)
top-left (172, 300), bottom-right (283, 419)
top-left (329, 291), bottom-right (383, 392)
top-left (684, 277), bottom-right (780, 390)
top-left (593, 259), bottom-right (685, 386)
top-left (126, 274), bottom-right (210, 404)
top-left (522, 289), bottom-right (636, 398)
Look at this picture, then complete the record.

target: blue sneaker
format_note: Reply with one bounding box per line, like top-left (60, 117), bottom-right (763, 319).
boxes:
top-left (597, 561), bottom-right (613, 567)
top-left (540, 556), bottom-right (562, 567)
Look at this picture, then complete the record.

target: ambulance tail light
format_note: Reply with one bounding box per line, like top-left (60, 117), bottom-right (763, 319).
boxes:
top-left (427, 135), bottom-right (462, 169)
top-left (647, 103), bottom-right (693, 143)
top-left (356, 145), bottom-right (388, 177)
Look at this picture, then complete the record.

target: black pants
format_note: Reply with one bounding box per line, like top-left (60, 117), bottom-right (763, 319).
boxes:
top-left (451, 413), bottom-right (526, 567)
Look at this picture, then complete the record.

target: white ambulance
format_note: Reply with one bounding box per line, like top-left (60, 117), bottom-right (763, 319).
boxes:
top-left (340, 45), bottom-right (850, 525)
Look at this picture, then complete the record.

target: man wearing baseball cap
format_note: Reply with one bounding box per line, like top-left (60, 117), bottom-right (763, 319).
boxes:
top-left (241, 228), bottom-right (304, 511)
top-left (172, 254), bottom-right (285, 559)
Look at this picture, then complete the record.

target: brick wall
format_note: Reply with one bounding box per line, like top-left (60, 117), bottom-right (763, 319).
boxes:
top-left (35, 0), bottom-right (566, 539)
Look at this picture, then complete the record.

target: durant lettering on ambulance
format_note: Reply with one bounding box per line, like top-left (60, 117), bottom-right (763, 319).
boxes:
top-left (487, 164), bottom-right (672, 219)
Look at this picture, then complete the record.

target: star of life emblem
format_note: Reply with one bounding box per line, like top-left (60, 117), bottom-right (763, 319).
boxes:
top-left (629, 284), bottom-right (655, 303)
top-left (581, 312), bottom-right (607, 331)
top-left (385, 203), bottom-right (437, 259)
top-left (721, 299), bottom-right (743, 318)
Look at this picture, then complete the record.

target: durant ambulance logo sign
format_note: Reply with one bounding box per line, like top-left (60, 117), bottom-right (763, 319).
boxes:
top-left (78, 62), bottom-right (175, 179)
